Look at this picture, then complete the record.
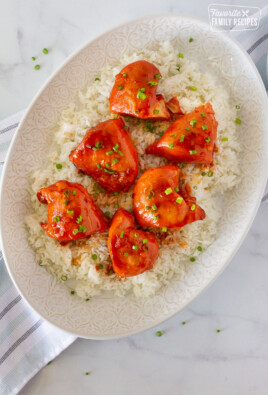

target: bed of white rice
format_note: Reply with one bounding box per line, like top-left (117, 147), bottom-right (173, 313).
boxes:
top-left (25, 41), bottom-right (240, 298)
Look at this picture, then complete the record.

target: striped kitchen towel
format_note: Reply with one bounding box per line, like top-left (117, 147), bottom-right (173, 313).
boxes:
top-left (0, 8), bottom-right (268, 395)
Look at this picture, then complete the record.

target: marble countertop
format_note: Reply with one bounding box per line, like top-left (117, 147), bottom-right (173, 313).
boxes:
top-left (1, 0), bottom-right (268, 394)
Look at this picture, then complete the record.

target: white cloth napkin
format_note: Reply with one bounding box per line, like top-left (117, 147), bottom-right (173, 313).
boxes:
top-left (0, 8), bottom-right (268, 394)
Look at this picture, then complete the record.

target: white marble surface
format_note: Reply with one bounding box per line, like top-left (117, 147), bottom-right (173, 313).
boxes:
top-left (1, 0), bottom-right (268, 394)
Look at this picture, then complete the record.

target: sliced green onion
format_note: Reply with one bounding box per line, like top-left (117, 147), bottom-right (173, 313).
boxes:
top-left (85, 372), bottom-right (91, 375)
top-left (56, 163), bottom-right (62, 169)
top-left (106, 163), bottom-right (110, 168)
top-left (34, 64), bottom-right (40, 70)
top-left (124, 252), bottom-right (129, 257)
top-left (217, 329), bottom-right (221, 333)
top-left (202, 125), bottom-right (208, 130)
top-left (78, 225), bottom-right (87, 233)
top-left (95, 77), bottom-right (100, 81)
top-left (168, 142), bottom-right (174, 149)
top-left (31, 56), bottom-right (36, 61)
top-left (208, 171), bottom-right (213, 177)
top-left (85, 298), bottom-right (90, 301)
top-left (123, 73), bottom-right (127, 77)
top-left (191, 86), bottom-right (197, 91)
top-left (190, 257), bottom-right (196, 262)
top-left (137, 89), bottom-right (146, 100)
top-left (142, 239), bottom-right (148, 244)
top-left (235, 105), bottom-right (240, 110)
top-left (189, 150), bottom-right (196, 155)
top-left (61, 275), bottom-right (68, 281)
top-left (156, 331), bottom-right (163, 337)
top-left (99, 264), bottom-right (104, 269)
top-left (106, 150), bottom-right (113, 155)
top-left (42, 48), bottom-right (48, 54)
top-left (235, 118), bottom-right (241, 124)
top-left (117, 85), bottom-right (123, 90)
top-left (73, 229), bottom-right (79, 235)
top-left (153, 109), bottom-right (159, 114)
top-left (180, 135), bottom-right (185, 142)
top-left (201, 172), bottom-right (206, 176)
top-left (134, 232), bottom-right (139, 238)
top-left (100, 188), bottom-right (105, 193)
top-left (154, 73), bottom-right (162, 79)
top-left (205, 137), bottom-right (211, 143)
top-left (114, 191), bottom-right (119, 196)
top-left (189, 38), bottom-right (193, 42)
top-left (96, 163), bottom-right (101, 169)
top-left (132, 245), bottom-right (138, 250)
top-left (76, 216), bottom-right (82, 223)
top-left (70, 290), bottom-right (75, 295)
top-left (176, 197), bottom-right (183, 204)
top-left (174, 187), bottom-right (179, 192)
top-left (178, 52), bottom-right (184, 58)
top-left (221, 137), bottom-right (228, 141)
top-left (120, 231), bottom-right (124, 238)
top-left (200, 112), bottom-right (206, 117)
top-left (145, 206), bottom-right (150, 211)
top-left (165, 187), bottom-right (172, 195)
top-left (197, 246), bottom-right (202, 251)
top-left (170, 134), bottom-right (177, 138)
top-left (104, 211), bottom-right (110, 217)
top-left (67, 210), bottom-right (74, 214)
top-left (63, 190), bottom-right (69, 197)
top-left (64, 199), bottom-right (69, 205)
top-left (148, 81), bottom-right (157, 86)
top-left (191, 204), bottom-right (196, 211)
top-left (190, 119), bottom-right (197, 127)
top-left (91, 254), bottom-right (98, 260)
top-left (162, 227), bottom-right (167, 232)
top-left (185, 127), bottom-right (190, 131)
top-left (53, 216), bottom-right (60, 223)
top-left (151, 204), bottom-right (157, 210)
top-left (154, 216), bottom-right (159, 221)
top-left (104, 168), bottom-right (115, 174)
top-left (182, 321), bottom-right (186, 325)
top-left (147, 190), bottom-right (155, 199)
top-left (176, 65), bottom-right (181, 72)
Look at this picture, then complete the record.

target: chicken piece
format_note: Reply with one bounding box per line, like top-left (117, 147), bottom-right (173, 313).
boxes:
top-left (37, 180), bottom-right (108, 243)
top-left (109, 60), bottom-right (170, 120)
top-left (108, 208), bottom-right (158, 278)
top-left (166, 97), bottom-right (184, 115)
top-left (69, 119), bottom-right (138, 192)
top-left (146, 103), bottom-right (218, 165)
top-left (133, 165), bottom-right (205, 229)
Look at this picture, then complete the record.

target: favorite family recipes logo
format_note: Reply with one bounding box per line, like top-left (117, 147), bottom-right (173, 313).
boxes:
top-left (208, 4), bottom-right (261, 31)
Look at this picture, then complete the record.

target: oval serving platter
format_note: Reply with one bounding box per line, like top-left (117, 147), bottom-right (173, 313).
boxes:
top-left (1, 15), bottom-right (267, 339)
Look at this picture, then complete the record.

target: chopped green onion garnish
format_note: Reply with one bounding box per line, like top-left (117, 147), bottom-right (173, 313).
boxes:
top-left (180, 135), bottom-right (185, 142)
top-left (205, 137), bottom-right (211, 143)
top-left (217, 329), bottom-right (221, 333)
top-left (73, 229), bottom-right (79, 235)
top-left (190, 257), bottom-right (196, 262)
top-left (120, 231), bottom-right (124, 238)
top-left (42, 48), bottom-right (48, 54)
top-left (191, 204), bottom-right (196, 211)
top-left (153, 109), bottom-right (159, 114)
top-left (185, 127), bottom-right (190, 131)
top-left (189, 150), bottom-right (196, 155)
top-left (145, 206), bottom-right (150, 210)
top-left (56, 163), bottom-right (62, 169)
top-left (156, 331), bottom-right (163, 337)
top-left (235, 118), bottom-right (241, 124)
top-left (124, 252), bottom-right (129, 257)
top-left (104, 168), bottom-right (115, 174)
top-left (63, 190), bottom-right (69, 197)
top-left (197, 246), bottom-right (202, 251)
top-left (85, 372), bottom-right (90, 375)
top-left (132, 245), bottom-right (138, 250)
top-left (137, 88), bottom-right (146, 100)
top-left (178, 52), bottom-right (184, 58)
top-left (208, 171), bottom-right (213, 177)
top-left (201, 172), bottom-right (206, 176)
top-left (190, 119), bottom-right (196, 127)
top-left (53, 216), bottom-right (60, 223)
top-left (176, 197), bottom-right (183, 204)
top-left (201, 112), bottom-right (206, 117)
top-left (34, 64), bottom-right (40, 70)
top-left (70, 290), bottom-right (75, 295)
top-left (95, 77), bottom-right (100, 81)
top-left (123, 73), bottom-right (127, 77)
top-left (113, 144), bottom-right (119, 152)
top-left (151, 204), bottom-right (157, 210)
top-left (96, 163), bottom-right (101, 169)
top-left (165, 187), bottom-right (172, 195)
top-left (93, 193), bottom-right (99, 199)
top-left (78, 225), bottom-right (87, 233)
top-left (235, 105), bottom-right (240, 109)
top-left (106, 163), bottom-right (110, 168)
top-left (182, 321), bottom-right (186, 325)
top-left (155, 73), bottom-right (162, 79)
top-left (189, 38), bottom-right (193, 42)
top-left (148, 81), bottom-right (157, 86)
top-left (134, 232), bottom-right (139, 238)
top-left (191, 86), bottom-right (197, 91)
top-left (85, 298), bottom-right (90, 301)
top-left (147, 190), bottom-right (155, 199)
top-left (174, 187), bottom-right (179, 192)
top-left (170, 134), bottom-right (177, 138)
top-left (221, 137), bottom-right (228, 141)
top-left (142, 239), bottom-right (148, 244)
top-left (162, 227), bottom-right (167, 232)
top-left (61, 275), bottom-right (68, 281)
top-left (176, 65), bottom-right (181, 72)
top-left (202, 125), bottom-right (208, 130)
top-left (104, 211), bottom-right (110, 217)
top-left (76, 216), bottom-right (82, 223)
top-left (91, 254), bottom-right (98, 260)
top-left (168, 142), bottom-right (174, 149)
top-left (67, 210), bottom-right (74, 214)
top-left (154, 216), bottom-right (159, 221)
top-left (117, 85), bottom-right (123, 90)
top-left (106, 150), bottom-right (113, 155)
top-left (109, 269), bottom-right (114, 275)
top-left (31, 56), bottom-right (36, 61)
top-left (99, 264), bottom-right (104, 269)
top-left (100, 188), bottom-right (105, 193)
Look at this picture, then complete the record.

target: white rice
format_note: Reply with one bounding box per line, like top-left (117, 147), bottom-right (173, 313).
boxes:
top-left (25, 41), bottom-right (240, 298)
